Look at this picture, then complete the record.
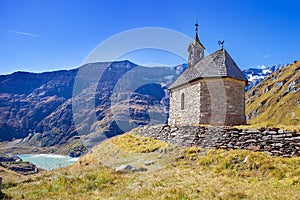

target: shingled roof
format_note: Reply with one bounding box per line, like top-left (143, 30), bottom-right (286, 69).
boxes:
top-left (169, 49), bottom-right (247, 90)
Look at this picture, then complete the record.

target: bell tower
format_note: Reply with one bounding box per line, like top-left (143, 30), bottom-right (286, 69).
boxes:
top-left (188, 21), bottom-right (205, 68)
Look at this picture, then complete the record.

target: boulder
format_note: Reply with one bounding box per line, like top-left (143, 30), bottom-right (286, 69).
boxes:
top-left (115, 165), bottom-right (135, 172)
top-left (144, 160), bottom-right (155, 166)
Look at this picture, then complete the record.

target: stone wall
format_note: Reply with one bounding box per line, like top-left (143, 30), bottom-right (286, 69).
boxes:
top-left (168, 81), bottom-right (201, 126)
top-left (135, 124), bottom-right (300, 157)
top-left (223, 78), bottom-right (246, 125)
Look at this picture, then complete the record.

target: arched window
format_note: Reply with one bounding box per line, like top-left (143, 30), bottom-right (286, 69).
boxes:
top-left (197, 50), bottom-right (201, 57)
top-left (181, 93), bottom-right (185, 110)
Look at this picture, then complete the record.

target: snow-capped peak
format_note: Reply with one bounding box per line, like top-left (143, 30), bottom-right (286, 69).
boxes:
top-left (243, 64), bottom-right (288, 91)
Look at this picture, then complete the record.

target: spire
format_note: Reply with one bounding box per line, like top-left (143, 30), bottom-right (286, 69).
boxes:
top-left (188, 19), bottom-right (205, 68)
top-left (195, 18), bottom-right (198, 33)
top-left (194, 19), bottom-right (200, 44)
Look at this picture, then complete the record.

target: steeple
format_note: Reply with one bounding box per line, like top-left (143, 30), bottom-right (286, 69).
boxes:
top-left (188, 20), bottom-right (205, 68)
top-left (194, 21), bottom-right (200, 44)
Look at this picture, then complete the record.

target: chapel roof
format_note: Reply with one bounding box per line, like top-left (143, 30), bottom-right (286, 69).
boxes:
top-left (169, 48), bottom-right (247, 90)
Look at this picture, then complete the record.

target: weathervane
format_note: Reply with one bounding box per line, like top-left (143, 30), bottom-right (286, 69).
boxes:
top-left (218, 40), bottom-right (225, 49)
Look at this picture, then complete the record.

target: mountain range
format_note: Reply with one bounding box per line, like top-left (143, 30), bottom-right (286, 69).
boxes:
top-left (0, 60), bottom-right (298, 155)
top-left (0, 61), bottom-right (187, 154)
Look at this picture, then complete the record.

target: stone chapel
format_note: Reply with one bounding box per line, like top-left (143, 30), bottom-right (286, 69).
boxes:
top-left (168, 23), bottom-right (247, 126)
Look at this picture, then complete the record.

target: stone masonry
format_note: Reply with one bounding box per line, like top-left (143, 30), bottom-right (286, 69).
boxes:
top-left (135, 124), bottom-right (300, 157)
top-left (169, 78), bottom-right (246, 126)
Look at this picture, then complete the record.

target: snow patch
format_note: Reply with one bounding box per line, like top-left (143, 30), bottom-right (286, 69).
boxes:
top-left (247, 74), bottom-right (265, 82)
top-left (263, 69), bottom-right (271, 74)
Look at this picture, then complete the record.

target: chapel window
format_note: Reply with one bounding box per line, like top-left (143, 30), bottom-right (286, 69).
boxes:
top-left (181, 93), bottom-right (185, 110)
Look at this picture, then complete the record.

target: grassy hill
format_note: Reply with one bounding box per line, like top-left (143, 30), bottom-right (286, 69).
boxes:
top-left (2, 131), bottom-right (300, 199)
top-left (246, 60), bottom-right (300, 128)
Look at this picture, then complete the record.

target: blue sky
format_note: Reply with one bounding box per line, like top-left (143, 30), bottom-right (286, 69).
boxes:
top-left (0, 0), bottom-right (300, 75)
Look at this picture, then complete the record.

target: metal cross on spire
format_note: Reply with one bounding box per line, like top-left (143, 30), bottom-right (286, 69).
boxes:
top-left (195, 18), bottom-right (198, 33)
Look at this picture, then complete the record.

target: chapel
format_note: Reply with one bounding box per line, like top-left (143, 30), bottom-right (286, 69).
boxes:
top-left (168, 23), bottom-right (247, 126)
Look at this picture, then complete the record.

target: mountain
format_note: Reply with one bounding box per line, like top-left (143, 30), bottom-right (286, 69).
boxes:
top-left (0, 69), bottom-right (77, 141)
top-left (0, 61), bottom-right (187, 153)
top-left (246, 60), bottom-right (300, 126)
top-left (242, 64), bottom-right (287, 91)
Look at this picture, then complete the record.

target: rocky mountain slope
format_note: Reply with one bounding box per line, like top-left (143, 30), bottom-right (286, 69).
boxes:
top-left (246, 60), bottom-right (300, 126)
top-left (0, 69), bottom-right (77, 141)
top-left (0, 61), bottom-right (186, 152)
top-left (243, 64), bottom-right (287, 91)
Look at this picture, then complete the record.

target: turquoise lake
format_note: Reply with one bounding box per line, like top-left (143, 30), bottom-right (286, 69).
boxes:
top-left (17, 154), bottom-right (79, 170)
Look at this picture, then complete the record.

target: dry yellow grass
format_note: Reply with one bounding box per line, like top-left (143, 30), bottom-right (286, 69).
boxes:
top-left (0, 166), bottom-right (24, 183)
top-left (2, 132), bottom-right (300, 200)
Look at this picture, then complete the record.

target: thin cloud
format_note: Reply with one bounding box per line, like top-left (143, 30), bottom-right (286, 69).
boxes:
top-left (8, 29), bottom-right (39, 37)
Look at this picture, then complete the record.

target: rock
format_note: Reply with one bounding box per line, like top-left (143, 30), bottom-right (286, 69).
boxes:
top-left (0, 162), bottom-right (38, 175)
top-left (259, 100), bottom-right (267, 106)
top-left (266, 131), bottom-right (277, 135)
top-left (0, 154), bottom-right (22, 162)
top-left (272, 134), bottom-right (285, 138)
top-left (243, 155), bottom-right (248, 164)
top-left (144, 160), bottom-right (155, 166)
top-left (278, 130), bottom-right (286, 134)
top-left (245, 139), bottom-right (257, 143)
top-left (271, 150), bottom-right (283, 155)
top-left (258, 127), bottom-right (267, 132)
top-left (262, 136), bottom-right (271, 140)
top-left (269, 127), bottom-right (280, 132)
top-left (115, 165), bottom-right (135, 172)
top-left (170, 132), bottom-right (177, 137)
top-left (272, 143), bottom-right (284, 148)
top-left (68, 151), bottom-right (81, 157)
top-left (246, 145), bottom-right (261, 151)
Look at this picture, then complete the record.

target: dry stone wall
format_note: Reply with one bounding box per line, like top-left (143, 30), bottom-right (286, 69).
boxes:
top-left (135, 124), bottom-right (300, 157)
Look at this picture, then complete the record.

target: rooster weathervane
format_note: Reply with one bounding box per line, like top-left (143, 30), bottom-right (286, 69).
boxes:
top-left (218, 40), bottom-right (225, 49)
